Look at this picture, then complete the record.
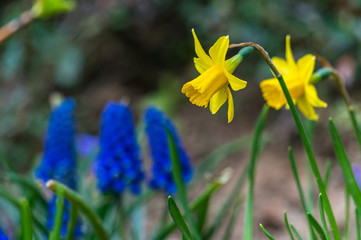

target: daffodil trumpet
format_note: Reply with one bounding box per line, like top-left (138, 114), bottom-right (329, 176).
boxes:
top-left (182, 29), bottom-right (253, 123)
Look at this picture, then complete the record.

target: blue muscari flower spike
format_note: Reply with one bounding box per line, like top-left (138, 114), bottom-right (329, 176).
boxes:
top-left (145, 107), bottom-right (193, 194)
top-left (96, 102), bottom-right (144, 195)
top-left (0, 227), bottom-right (9, 240)
top-left (35, 98), bottom-right (80, 237)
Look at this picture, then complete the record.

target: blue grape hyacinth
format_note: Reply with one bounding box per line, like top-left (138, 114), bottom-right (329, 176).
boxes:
top-left (96, 102), bottom-right (144, 195)
top-left (35, 98), bottom-right (79, 236)
top-left (0, 227), bottom-right (8, 240)
top-left (36, 98), bottom-right (77, 188)
top-left (145, 107), bottom-right (193, 194)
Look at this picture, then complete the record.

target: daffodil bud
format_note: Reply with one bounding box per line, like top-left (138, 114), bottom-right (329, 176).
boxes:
top-left (225, 46), bottom-right (254, 73)
top-left (309, 68), bottom-right (334, 84)
top-left (31, 0), bottom-right (76, 19)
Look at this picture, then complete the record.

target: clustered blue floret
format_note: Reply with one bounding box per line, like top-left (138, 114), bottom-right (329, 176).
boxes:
top-left (96, 102), bottom-right (144, 195)
top-left (36, 98), bottom-right (77, 188)
top-left (0, 227), bottom-right (8, 240)
top-left (35, 98), bottom-right (79, 236)
top-left (145, 107), bottom-right (193, 194)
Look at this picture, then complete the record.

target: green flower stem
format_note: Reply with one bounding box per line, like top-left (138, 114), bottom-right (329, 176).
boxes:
top-left (309, 68), bottom-right (334, 84)
top-left (315, 56), bottom-right (361, 154)
top-left (229, 42), bottom-right (341, 240)
top-left (66, 204), bottom-right (78, 240)
top-left (305, 120), bottom-right (315, 215)
top-left (243, 104), bottom-right (269, 240)
top-left (20, 199), bottom-right (33, 240)
top-left (288, 147), bottom-right (316, 240)
top-left (117, 197), bottom-right (127, 240)
top-left (51, 190), bottom-right (65, 240)
top-left (46, 180), bottom-right (109, 240)
top-left (0, 10), bottom-right (34, 44)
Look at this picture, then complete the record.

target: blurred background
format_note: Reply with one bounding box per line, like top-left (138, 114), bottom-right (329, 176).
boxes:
top-left (1, 0), bottom-right (361, 239)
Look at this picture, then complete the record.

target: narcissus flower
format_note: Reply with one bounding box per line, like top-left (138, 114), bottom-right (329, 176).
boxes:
top-left (182, 29), bottom-right (247, 123)
top-left (260, 35), bottom-right (327, 121)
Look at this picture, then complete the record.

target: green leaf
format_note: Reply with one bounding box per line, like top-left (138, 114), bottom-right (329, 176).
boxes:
top-left (154, 173), bottom-right (225, 240)
top-left (194, 197), bottom-right (209, 234)
top-left (51, 190), bottom-right (65, 240)
top-left (284, 211), bottom-right (295, 240)
top-left (223, 195), bottom-right (243, 240)
top-left (166, 128), bottom-right (200, 240)
top-left (167, 196), bottom-right (193, 240)
top-left (275, 63), bottom-right (340, 240)
top-left (66, 204), bottom-right (78, 240)
top-left (194, 136), bottom-right (251, 181)
top-left (288, 147), bottom-right (316, 240)
top-left (20, 199), bottom-right (33, 240)
top-left (243, 105), bottom-right (269, 240)
top-left (356, 208), bottom-right (361, 240)
top-left (318, 194), bottom-right (331, 240)
top-left (204, 165), bottom-right (247, 239)
top-left (290, 224), bottom-right (303, 240)
top-left (7, 173), bottom-right (47, 208)
top-left (323, 160), bottom-right (332, 190)
top-left (259, 224), bottom-right (275, 240)
top-left (46, 180), bottom-right (109, 240)
top-left (307, 213), bottom-right (326, 240)
top-left (329, 118), bottom-right (361, 211)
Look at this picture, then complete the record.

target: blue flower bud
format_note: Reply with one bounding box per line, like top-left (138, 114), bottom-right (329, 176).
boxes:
top-left (145, 107), bottom-right (193, 194)
top-left (96, 102), bottom-right (144, 195)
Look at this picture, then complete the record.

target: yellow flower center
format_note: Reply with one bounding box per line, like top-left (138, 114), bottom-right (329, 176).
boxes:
top-left (182, 66), bottom-right (228, 107)
top-left (285, 77), bottom-right (305, 100)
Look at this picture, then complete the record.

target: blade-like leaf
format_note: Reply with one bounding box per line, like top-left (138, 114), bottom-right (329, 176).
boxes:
top-left (284, 211), bottom-right (295, 240)
top-left (20, 199), bottom-right (33, 240)
top-left (307, 213), bottom-right (326, 240)
top-left (329, 118), bottom-right (361, 211)
top-left (168, 196), bottom-right (193, 240)
top-left (223, 195), bottom-right (243, 240)
top-left (259, 224), bottom-right (275, 240)
top-left (51, 191), bottom-right (65, 240)
top-left (46, 180), bottom-right (109, 240)
top-left (166, 128), bottom-right (200, 240)
top-left (291, 224), bottom-right (303, 240)
top-left (318, 194), bottom-right (331, 240)
top-left (356, 208), bottom-right (361, 240)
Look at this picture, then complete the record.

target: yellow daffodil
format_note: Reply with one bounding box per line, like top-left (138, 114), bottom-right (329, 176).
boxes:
top-left (182, 29), bottom-right (247, 123)
top-left (260, 35), bottom-right (327, 121)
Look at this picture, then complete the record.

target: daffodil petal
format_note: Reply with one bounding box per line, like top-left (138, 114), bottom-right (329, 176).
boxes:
top-left (209, 36), bottom-right (229, 67)
top-left (286, 35), bottom-right (296, 67)
top-left (226, 87), bottom-right (234, 123)
top-left (297, 54), bottom-right (315, 83)
top-left (209, 87), bottom-right (228, 114)
top-left (225, 71), bottom-right (247, 91)
top-left (305, 85), bottom-right (327, 108)
top-left (194, 57), bottom-right (210, 74)
top-left (272, 57), bottom-right (290, 76)
top-left (260, 78), bottom-right (286, 110)
top-left (192, 29), bottom-right (213, 68)
top-left (297, 96), bottom-right (318, 121)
